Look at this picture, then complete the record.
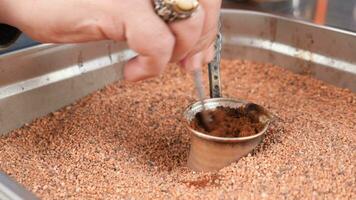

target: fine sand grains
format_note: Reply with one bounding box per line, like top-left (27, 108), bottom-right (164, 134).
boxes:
top-left (0, 60), bottom-right (355, 199)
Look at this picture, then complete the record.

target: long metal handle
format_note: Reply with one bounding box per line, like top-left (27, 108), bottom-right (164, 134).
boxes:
top-left (192, 68), bottom-right (213, 130)
top-left (208, 24), bottom-right (223, 98)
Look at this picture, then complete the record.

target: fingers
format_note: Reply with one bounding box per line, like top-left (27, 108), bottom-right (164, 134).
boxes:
top-left (202, 1), bottom-right (221, 19)
top-left (185, 0), bottom-right (222, 58)
top-left (181, 52), bottom-right (203, 73)
top-left (181, 43), bottom-right (215, 72)
top-left (204, 42), bottom-right (215, 64)
top-left (122, 0), bottom-right (222, 81)
top-left (123, 2), bottom-right (175, 81)
top-left (200, 0), bottom-right (222, 35)
top-left (169, 7), bottom-right (205, 62)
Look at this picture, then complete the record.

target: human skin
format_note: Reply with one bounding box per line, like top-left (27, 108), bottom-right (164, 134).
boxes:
top-left (0, 0), bottom-right (222, 81)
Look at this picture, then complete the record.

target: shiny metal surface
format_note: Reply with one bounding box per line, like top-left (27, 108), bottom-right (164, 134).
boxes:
top-left (223, 0), bottom-right (356, 32)
top-left (0, 42), bottom-right (134, 99)
top-left (188, 133), bottom-right (263, 171)
top-left (222, 9), bottom-right (356, 91)
top-left (184, 98), bottom-right (271, 142)
top-left (208, 31), bottom-right (223, 98)
top-left (153, 0), bottom-right (199, 22)
top-left (184, 98), bottom-right (271, 171)
top-left (0, 41), bottom-right (135, 134)
top-left (192, 68), bottom-right (212, 130)
top-left (0, 172), bottom-right (38, 200)
top-left (1, 9), bottom-right (355, 135)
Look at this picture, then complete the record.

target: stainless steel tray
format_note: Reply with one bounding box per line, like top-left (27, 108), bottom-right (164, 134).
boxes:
top-left (1, 9), bottom-right (355, 135)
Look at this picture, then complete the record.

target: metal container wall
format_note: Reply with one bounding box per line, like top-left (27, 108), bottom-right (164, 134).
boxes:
top-left (0, 9), bottom-right (355, 135)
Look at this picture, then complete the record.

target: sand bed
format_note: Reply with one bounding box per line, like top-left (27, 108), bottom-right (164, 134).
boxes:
top-left (0, 59), bottom-right (355, 199)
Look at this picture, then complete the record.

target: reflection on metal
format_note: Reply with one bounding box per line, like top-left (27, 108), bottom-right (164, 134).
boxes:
top-left (0, 49), bottom-right (134, 99)
top-left (0, 10), bottom-right (355, 136)
top-left (223, 0), bottom-right (356, 32)
top-left (229, 36), bottom-right (355, 74)
top-left (0, 8), bottom-right (354, 199)
top-left (0, 41), bottom-right (135, 134)
top-left (0, 172), bottom-right (38, 200)
top-left (208, 31), bottom-right (223, 98)
top-left (222, 10), bottom-right (356, 92)
top-left (292, 0), bottom-right (301, 17)
top-left (184, 98), bottom-right (271, 172)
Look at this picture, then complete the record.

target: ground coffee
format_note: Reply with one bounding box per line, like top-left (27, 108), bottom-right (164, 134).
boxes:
top-left (191, 106), bottom-right (264, 137)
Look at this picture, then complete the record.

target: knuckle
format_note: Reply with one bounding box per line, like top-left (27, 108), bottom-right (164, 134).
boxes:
top-left (154, 32), bottom-right (175, 55)
top-left (147, 36), bottom-right (174, 65)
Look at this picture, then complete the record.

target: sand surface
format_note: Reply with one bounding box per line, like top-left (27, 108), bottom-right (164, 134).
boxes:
top-left (1, 59), bottom-right (355, 199)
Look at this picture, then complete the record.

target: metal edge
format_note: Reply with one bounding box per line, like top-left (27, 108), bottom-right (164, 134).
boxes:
top-left (183, 97), bottom-right (271, 143)
top-left (0, 9), bottom-right (355, 135)
top-left (0, 44), bottom-right (55, 58)
top-left (0, 172), bottom-right (38, 200)
top-left (0, 8), bottom-right (354, 198)
top-left (222, 9), bottom-right (356, 36)
top-left (221, 9), bottom-right (356, 92)
top-left (0, 41), bottom-right (135, 134)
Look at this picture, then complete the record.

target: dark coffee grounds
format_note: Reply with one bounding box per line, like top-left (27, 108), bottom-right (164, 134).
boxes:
top-left (190, 106), bottom-right (265, 137)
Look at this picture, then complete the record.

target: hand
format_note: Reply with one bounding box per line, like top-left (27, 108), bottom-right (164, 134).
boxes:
top-left (0, 0), bottom-right (222, 81)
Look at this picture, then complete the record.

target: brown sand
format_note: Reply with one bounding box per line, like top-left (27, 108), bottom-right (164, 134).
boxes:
top-left (191, 106), bottom-right (265, 137)
top-left (0, 59), bottom-right (355, 199)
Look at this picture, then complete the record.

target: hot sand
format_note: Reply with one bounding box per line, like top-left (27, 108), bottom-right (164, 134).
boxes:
top-left (0, 59), bottom-right (355, 199)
